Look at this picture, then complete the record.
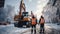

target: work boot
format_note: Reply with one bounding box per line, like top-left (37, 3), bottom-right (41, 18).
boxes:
top-left (31, 29), bottom-right (33, 34)
top-left (40, 29), bottom-right (42, 33)
top-left (43, 28), bottom-right (44, 33)
top-left (34, 30), bottom-right (36, 34)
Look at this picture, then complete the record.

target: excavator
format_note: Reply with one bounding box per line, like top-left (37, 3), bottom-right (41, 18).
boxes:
top-left (14, 0), bottom-right (31, 27)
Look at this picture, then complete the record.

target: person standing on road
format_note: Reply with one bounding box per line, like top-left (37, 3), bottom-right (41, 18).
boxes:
top-left (39, 15), bottom-right (45, 33)
top-left (31, 16), bottom-right (37, 34)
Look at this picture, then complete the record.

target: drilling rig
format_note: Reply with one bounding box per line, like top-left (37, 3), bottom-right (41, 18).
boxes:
top-left (14, 0), bottom-right (31, 27)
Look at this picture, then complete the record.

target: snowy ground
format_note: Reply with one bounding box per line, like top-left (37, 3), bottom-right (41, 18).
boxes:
top-left (0, 23), bottom-right (60, 34)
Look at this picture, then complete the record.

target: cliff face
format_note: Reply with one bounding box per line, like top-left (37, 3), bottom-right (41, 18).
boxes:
top-left (42, 0), bottom-right (60, 23)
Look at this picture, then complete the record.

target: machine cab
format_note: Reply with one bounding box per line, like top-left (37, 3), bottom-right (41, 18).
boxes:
top-left (22, 12), bottom-right (28, 17)
top-left (22, 12), bottom-right (29, 21)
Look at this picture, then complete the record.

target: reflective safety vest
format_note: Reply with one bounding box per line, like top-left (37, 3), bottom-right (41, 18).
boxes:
top-left (40, 18), bottom-right (45, 24)
top-left (32, 18), bottom-right (36, 25)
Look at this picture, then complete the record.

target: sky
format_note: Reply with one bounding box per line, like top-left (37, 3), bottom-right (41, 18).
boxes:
top-left (5, 0), bottom-right (49, 19)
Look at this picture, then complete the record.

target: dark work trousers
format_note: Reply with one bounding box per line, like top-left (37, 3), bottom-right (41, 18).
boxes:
top-left (40, 24), bottom-right (44, 33)
top-left (31, 25), bottom-right (36, 34)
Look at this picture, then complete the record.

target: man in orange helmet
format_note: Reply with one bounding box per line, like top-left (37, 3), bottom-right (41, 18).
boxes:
top-left (31, 16), bottom-right (37, 34)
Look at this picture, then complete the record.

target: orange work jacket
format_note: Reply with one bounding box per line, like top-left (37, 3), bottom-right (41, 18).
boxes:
top-left (40, 18), bottom-right (45, 24)
top-left (31, 18), bottom-right (36, 25)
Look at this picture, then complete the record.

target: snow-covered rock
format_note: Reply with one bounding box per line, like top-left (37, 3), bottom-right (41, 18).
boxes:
top-left (42, 0), bottom-right (60, 23)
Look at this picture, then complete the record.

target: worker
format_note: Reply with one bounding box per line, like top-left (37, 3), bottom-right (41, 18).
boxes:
top-left (39, 15), bottom-right (45, 33)
top-left (31, 16), bottom-right (37, 34)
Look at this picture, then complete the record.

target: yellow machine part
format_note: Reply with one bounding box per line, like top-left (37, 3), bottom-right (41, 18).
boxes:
top-left (23, 18), bottom-right (29, 21)
top-left (14, 15), bottom-right (20, 21)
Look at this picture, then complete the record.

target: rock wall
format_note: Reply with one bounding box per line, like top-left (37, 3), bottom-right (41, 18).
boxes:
top-left (42, 0), bottom-right (60, 23)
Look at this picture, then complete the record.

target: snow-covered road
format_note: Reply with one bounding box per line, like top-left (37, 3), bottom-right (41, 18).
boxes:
top-left (0, 23), bottom-right (60, 34)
